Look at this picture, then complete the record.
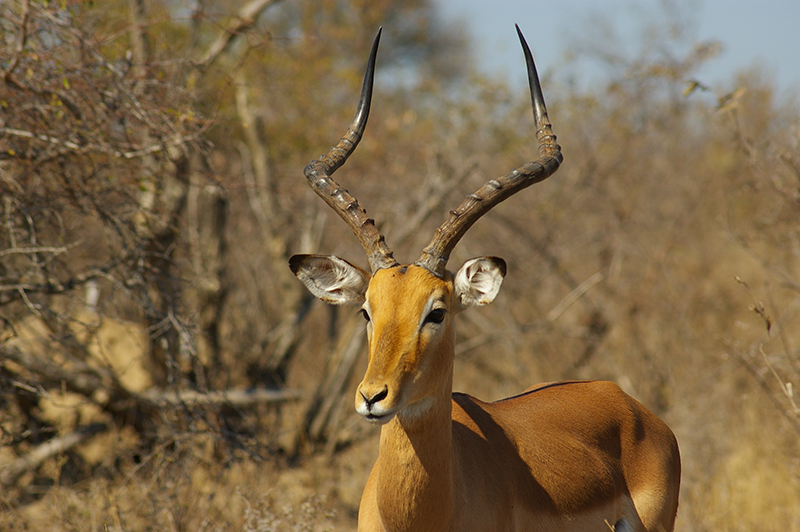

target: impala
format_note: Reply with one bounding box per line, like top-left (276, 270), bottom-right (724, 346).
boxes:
top-left (290, 27), bottom-right (680, 532)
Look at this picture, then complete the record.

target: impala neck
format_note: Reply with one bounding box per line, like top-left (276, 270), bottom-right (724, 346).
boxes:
top-left (376, 372), bottom-right (455, 531)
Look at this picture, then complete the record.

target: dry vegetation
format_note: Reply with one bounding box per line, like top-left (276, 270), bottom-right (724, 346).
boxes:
top-left (2, 0), bottom-right (799, 530)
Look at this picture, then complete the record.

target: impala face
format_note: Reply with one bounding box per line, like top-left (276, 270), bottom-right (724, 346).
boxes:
top-left (356, 265), bottom-right (455, 424)
top-left (290, 256), bottom-right (507, 424)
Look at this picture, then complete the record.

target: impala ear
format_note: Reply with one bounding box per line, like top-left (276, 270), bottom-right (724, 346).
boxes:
top-left (289, 254), bottom-right (371, 305)
top-left (454, 257), bottom-right (507, 311)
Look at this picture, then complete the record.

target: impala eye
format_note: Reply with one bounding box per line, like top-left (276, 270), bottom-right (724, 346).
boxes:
top-left (359, 308), bottom-right (371, 323)
top-left (425, 308), bottom-right (446, 325)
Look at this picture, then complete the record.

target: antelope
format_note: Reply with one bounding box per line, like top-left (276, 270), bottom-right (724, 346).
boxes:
top-left (290, 27), bottom-right (680, 532)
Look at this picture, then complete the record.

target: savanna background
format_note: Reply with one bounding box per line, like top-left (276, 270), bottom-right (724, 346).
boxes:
top-left (1, 0), bottom-right (799, 530)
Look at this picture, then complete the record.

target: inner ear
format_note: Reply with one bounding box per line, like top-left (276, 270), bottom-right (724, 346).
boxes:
top-left (454, 257), bottom-right (507, 310)
top-left (289, 254), bottom-right (370, 305)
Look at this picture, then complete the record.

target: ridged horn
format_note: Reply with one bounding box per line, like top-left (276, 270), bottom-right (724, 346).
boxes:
top-left (302, 28), bottom-right (398, 273)
top-left (415, 25), bottom-right (562, 277)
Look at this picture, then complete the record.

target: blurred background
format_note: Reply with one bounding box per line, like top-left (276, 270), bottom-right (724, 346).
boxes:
top-left (439, 0), bottom-right (800, 95)
top-left (1, 0), bottom-right (798, 529)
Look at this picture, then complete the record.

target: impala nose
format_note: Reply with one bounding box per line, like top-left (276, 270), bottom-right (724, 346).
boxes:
top-left (360, 385), bottom-right (388, 409)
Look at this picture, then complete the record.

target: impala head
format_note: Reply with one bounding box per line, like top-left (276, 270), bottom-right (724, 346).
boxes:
top-left (290, 26), bottom-right (561, 425)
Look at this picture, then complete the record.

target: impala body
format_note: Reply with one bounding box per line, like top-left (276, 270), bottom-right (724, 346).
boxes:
top-left (290, 27), bottom-right (680, 532)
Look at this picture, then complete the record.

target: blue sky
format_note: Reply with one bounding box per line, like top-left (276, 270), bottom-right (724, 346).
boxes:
top-left (435, 0), bottom-right (799, 99)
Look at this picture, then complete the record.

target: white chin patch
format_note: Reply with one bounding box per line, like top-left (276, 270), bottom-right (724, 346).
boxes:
top-left (363, 412), bottom-right (397, 425)
top-left (397, 397), bottom-right (434, 420)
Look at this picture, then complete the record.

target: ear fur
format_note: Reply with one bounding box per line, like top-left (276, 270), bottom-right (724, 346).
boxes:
top-left (289, 254), bottom-right (370, 305)
top-left (454, 257), bottom-right (507, 310)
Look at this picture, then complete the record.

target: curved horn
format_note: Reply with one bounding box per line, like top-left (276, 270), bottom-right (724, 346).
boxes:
top-left (303, 28), bottom-right (398, 273)
top-left (416, 25), bottom-right (563, 277)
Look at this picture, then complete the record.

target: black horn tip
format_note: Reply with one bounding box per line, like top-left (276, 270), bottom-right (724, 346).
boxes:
top-left (368, 27), bottom-right (383, 66)
top-left (515, 24), bottom-right (547, 126)
top-left (352, 28), bottom-right (383, 134)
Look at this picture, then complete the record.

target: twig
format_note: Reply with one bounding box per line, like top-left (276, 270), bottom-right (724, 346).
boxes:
top-left (16, 285), bottom-right (43, 318)
top-left (736, 276), bottom-right (800, 417)
top-left (0, 127), bottom-right (200, 161)
top-left (1, 344), bottom-right (133, 411)
top-left (389, 160), bottom-right (479, 247)
top-left (307, 323), bottom-right (365, 445)
top-left (547, 271), bottom-right (605, 322)
top-left (0, 423), bottom-right (107, 487)
top-left (194, 0), bottom-right (285, 70)
top-left (0, 245), bottom-right (73, 258)
top-left (2, 0), bottom-right (30, 82)
top-left (141, 387), bottom-right (303, 406)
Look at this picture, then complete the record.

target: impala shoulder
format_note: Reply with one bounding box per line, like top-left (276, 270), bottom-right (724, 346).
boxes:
top-left (450, 393), bottom-right (495, 432)
top-left (451, 392), bottom-right (488, 417)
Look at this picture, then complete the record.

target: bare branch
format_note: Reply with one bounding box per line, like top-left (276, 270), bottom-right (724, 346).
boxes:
top-left (0, 423), bottom-right (107, 487)
top-left (195, 0), bottom-right (285, 70)
top-left (1, 126), bottom-right (201, 161)
top-left (0, 344), bottom-right (137, 413)
top-left (388, 159), bottom-right (478, 248)
top-left (141, 387), bottom-right (303, 406)
top-left (736, 277), bottom-right (800, 420)
top-left (0, 244), bottom-right (75, 259)
top-left (305, 323), bottom-right (365, 446)
top-left (1, 127), bottom-right (82, 151)
top-left (1, 0), bottom-right (30, 82)
top-left (547, 271), bottom-right (605, 322)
